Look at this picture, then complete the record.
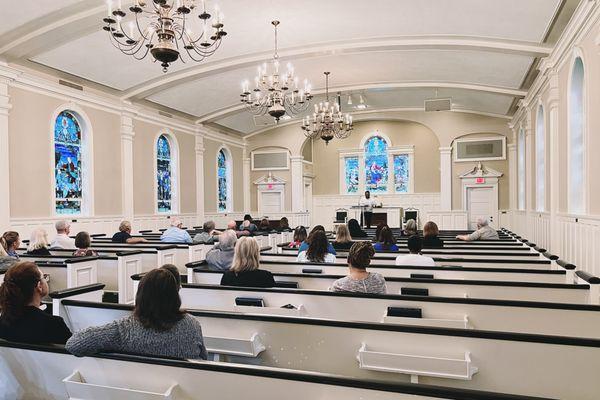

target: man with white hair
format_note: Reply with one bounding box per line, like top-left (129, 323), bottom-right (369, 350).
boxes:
top-left (50, 220), bottom-right (76, 249)
top-left (112, 220), bottom-right (147, 244)
top-left (456, 217), bottom-right (499, 241)
top-left (205, 229), bottom-right (237, 270)
top-left (160, 219), bottom-right (192, 244)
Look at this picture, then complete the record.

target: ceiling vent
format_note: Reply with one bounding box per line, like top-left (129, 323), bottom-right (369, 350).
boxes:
top-left (253, 114), bottom-right (277, 127)
top-left (424, 98), bottom-right (452, 112)
top-left (158, 110), bottom-right (173, 118)
top-left (58, 80), bottom-right (83, 91)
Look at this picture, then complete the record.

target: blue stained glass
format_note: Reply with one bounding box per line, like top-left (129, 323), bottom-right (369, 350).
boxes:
top-left (364, 136), bottom-right (388, 193)
top-left (157, 135), bottom-right (172, 212)
top-left (394, 154), bottom-right (409, 193)
top-left (217, 149), bottom-right (228, 211)
top-left (54, 111), bottom-right (82, 214)
top-left (344, 157), bottom-right (359, 193)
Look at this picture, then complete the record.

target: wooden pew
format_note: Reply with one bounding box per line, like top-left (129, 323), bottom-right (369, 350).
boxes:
top-left (53, 297), bottom-right (600, 399)
top-left (189, 268), bottom-right (594, 304)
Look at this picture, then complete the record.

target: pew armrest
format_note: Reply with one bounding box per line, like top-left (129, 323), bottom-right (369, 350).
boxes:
top-left (205, 332), bottom-right (265, 357)
top-left (63, 370), bottom-right (179, 399)
top-left (356, 344), bottom-right (478, 380)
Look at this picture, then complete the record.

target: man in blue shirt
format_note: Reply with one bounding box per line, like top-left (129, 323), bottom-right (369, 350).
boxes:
top-left (160, 219), bottom-right (193, 244)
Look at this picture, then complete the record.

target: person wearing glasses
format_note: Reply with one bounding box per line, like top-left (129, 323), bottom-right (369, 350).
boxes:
top-left (0, 262), bottom-right (72, 344)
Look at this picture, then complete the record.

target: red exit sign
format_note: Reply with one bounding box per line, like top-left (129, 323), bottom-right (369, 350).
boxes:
top-left (476, 177), bottom-right (486, 184)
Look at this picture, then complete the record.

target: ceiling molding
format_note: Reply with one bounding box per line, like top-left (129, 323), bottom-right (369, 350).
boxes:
top-left (123, 35), bottom-right (550, 100)
top-left (193, 80), bottom-right (524, 124)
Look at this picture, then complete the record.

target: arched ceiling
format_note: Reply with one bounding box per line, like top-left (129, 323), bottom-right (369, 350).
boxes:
top-left (0, 0), bottom-right (580, 137)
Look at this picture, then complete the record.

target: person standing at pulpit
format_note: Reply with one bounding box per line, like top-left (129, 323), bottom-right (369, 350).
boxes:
top-left (359, 191), bottom-right (380, 228)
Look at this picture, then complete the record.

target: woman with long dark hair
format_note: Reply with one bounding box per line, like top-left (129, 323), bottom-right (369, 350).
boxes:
top-left (297, 230), bottom-right (336, 263)
top-left (289, 226), bottom-right (307, 248)
top-left (373, 226), bottom-right (399, 251)
top-left (66, 268), bottom-right (207, 359)
top-left (0, 262), bottom-right (71, 344)
top-left (347, 219), bottom-right (368, 238)
top-left (297, 225), bottom-right (337, 255)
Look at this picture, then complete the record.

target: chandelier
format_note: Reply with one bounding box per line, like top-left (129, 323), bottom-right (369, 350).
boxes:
top-left (102, 0), bottom-right (227, 73)
top-left (301, 72), bottom-right (353, 145)
top-left (240, 21), bottom-right (313, 122)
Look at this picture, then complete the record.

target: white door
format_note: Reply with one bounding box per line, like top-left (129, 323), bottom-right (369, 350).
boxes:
top-left (304, 181), bottom-right (313, 226)
top-left (260, 192), bottom-right (282, 214)
top-left (466, 187), bottom-right (496, 230)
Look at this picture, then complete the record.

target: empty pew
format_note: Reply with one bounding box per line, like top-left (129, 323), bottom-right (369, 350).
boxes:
top-left (189, 268), bottom-right (595, 304)
top-left (53, 297), bottom-right (600, 399)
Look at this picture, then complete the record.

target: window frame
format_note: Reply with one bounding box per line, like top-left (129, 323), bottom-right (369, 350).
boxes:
top-left (153, 131), bottom-right (180, 215)
top-left (216, 146), bottom-right (233, 213)
top-left (567, 51), bottom-right (587, 215)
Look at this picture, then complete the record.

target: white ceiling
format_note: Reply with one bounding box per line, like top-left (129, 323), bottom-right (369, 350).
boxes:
top-left (0, 0), bottom-right (579, 136)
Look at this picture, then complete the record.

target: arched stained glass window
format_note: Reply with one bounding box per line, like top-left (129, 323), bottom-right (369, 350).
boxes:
top-left (344, 156), bottom-right (359, 193)
top-left (364, 136), bottom-right (389, 193)
top-left (393, 154), bottom-right (409, 193)
top-left (54, 111), bottom-right (83, 214)
top-left (536, 106), bottom-right (545, 212)
top-left (569, 56), bottom-right (585, 214)
top-left (217, 149), bottom-right (231, 212)
top-left (157, 134), bottom-right (172, 212)
top-left (518, 128), bottom-right (526, 210)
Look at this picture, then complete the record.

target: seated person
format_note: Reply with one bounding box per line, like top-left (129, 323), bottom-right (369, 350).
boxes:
top-left (331, 242), bottom-right (386, 294)
top-left (112, 221), bottom-right (147, 244)
top-left (332, 225), bottom-right (353, 250)
top-left (193, 221), bottom-right (220, 244)
top-left (0, 262), bottom-right (72, 344)
top-left (279, 217), bottom-right (290, 231)
top-left (289, 226), bottom-right (307, 248)
top-left (298, 225), bottom-right (336, 255)
top-left (66, 268), bottom-right (207, 360)
top-left (373, 226), bottom-right (399, 252)
top-left (238, 214), bottom-right (258, 233)
top-left (395, 235), bottom-right (435, 266)
top-left (258, 218), bottom-right (271, 231)
top-left (205, 230), bottom-right (237, 271)
top-left (402, 219), bottom-right (418, 237)
top-left (50, 220), bottom-right (75, 249)
top-left (160, 219), bottom-right (193, 244)
top-left (27, 228), bottom-right (51, 256)
top-left (297, 231), bottom-right (337, 263)
top-left (220, 237), bottom-right (275, 288)
top-left (0, 231), bottom-right (20, 259)
top-left (347, 219), bottom-right (368, 238)
top-left (160, 264), bottom-right (182, 288)
top-left (422, 221), bottom-right (444, 248)
top-left (456, 218), bottom-right (499, 241)
top-left (72, 232), bottom-right (98, 257)
top-left (374, 222), bottom-right (387, 243)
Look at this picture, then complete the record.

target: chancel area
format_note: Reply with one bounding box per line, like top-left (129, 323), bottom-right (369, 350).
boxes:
top-left (1, 1), bottom-right (600, 399)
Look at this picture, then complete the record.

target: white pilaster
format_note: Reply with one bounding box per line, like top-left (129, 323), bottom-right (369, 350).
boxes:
top-left (120, 111), bottom-right (135, 222)
top-left (439, 147), bottom-right (452, 210)
top-left (524, 113), bottom-right (534, 214)
top-left (547, 71), bottom-right (560, 254)
top-left (290, 156), bottom-right (304, 212)
top-left (195, 131), bottom-right (205, 225)
top-left (243, 146), bottom-right (251, 212)
top-left (507, 132), bottom-right (518, 211)
top-left (0, 77), bottom-right (13, 231)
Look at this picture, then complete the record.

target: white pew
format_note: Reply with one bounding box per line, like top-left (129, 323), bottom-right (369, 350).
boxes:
top-left (0, 342), bottom-right (553, 400)
top-left (54, 298), bottom-right (600, 399)
top-left (189, 269), bottom-right (594, 304)
top-left (35, 258), bottom-right (98, 293)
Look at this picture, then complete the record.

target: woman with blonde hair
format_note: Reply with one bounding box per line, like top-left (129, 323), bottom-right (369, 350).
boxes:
top-left (422, 221), bottom-right (444, 248)
top-left (0, 231), bottom-right (20, 259)
top-left (403, 219), bottom-right (417, 237)
top-left (27, 228), bottom-right (51, 256)
top-left (220, 237), bottom-right (275, 288)
top-left (333, 224), bottom-right (353, 250)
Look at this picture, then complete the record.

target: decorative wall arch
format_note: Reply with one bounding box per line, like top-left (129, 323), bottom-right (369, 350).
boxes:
top-left (567, 48), bottom-right (586, 214)
top-left (154, 129), bottom-right (180, 214)
top-left (217, 145), bottom-right (233, 212)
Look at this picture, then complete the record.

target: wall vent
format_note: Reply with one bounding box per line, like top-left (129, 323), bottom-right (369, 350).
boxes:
top-left (253, 115), bottom-right (276, 127)
top-left (58, 80), bottom-right (83, 91)
top-left (424, 98), bottom-right (451, 112)
top-left (158, 110), bottom-right (173, 118)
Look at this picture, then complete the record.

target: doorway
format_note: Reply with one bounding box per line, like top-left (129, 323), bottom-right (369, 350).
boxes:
top-left (466, 186), bottom-right (496, 229)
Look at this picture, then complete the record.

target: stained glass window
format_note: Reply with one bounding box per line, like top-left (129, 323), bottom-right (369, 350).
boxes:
top-left (364, 136), bottom-right (388, 193)
top-left (393, 154), bottom-right (409, 193)
top-left (344, 156), bottom-right (359, 193)
top-left (54, 111), bottom-right (83, 214)
top-left (218, 149), bottom-right (229, 211)
top-left (157, 135), bottom-right (172, 212)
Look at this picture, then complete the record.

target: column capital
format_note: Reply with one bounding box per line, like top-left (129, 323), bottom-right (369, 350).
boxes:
top-left (438, 146), bottom-right (452, 154)
top-left (507, 143), bottom-right (517, 151)
top-left (194, 133), bottom-right (205, 154)
top-left (290, 155), bottom-right (304, 162)
top-left (120, 113), bottom-right (135, 140)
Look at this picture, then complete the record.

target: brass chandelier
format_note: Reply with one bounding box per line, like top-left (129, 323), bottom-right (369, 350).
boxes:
top-left (301, 72), bottom-right (353, 145)
top-left (102, 0), bottom-right (227, 73)
top-left (240, 21), bottom-right (313, 122)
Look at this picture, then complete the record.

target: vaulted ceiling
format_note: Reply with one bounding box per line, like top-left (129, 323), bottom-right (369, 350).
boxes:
top-left (0, 0), bottom-right (580, 136)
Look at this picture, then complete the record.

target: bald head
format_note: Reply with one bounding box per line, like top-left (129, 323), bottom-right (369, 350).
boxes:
top-left (227, 220), bottom-right (237, 230)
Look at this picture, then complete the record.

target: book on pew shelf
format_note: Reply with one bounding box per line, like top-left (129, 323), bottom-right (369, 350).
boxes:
top-left (235, 297), bottom-right (265, 307)
top-left (274, 281), bottom-right (299, 288)
top-left (302, 268), bottom-right (323, 274)
top-left (400, 287), bottom-right (429, 296)
top-left (387, 307), bottom-right (422, 318)
top-left (410, 273), bottom-right (434, 279)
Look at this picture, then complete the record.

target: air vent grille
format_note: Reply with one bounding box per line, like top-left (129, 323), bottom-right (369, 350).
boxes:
top-left (158, 111), bottom-right (173, 118)
top-left (58, 80), bottom-right (83, 91)
top-left (424, 98), bottom-right (451, 112)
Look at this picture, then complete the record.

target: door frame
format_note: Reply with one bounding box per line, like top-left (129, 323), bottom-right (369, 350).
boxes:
top-left (464, 185), bottom-right (498, 229)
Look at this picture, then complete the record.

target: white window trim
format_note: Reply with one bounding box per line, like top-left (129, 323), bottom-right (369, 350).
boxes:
top-left (251, 149), bottom-right (290, 171)
top-left (154, 130), bottom-right (180, 215)
top-left (49, 103), bottom-right (94, 218)
top-left (216, 145), bottom-right (233, 213)
top-left (535, 103), bottom-right (546, 212)
top-left (452, 135), bottom-right (506, 162)
top-left (567, 50), bottom-right (587, 215)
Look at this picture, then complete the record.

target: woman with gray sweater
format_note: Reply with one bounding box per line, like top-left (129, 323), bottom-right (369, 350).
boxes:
top-left (66, 268), bottom-right (207, 360)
